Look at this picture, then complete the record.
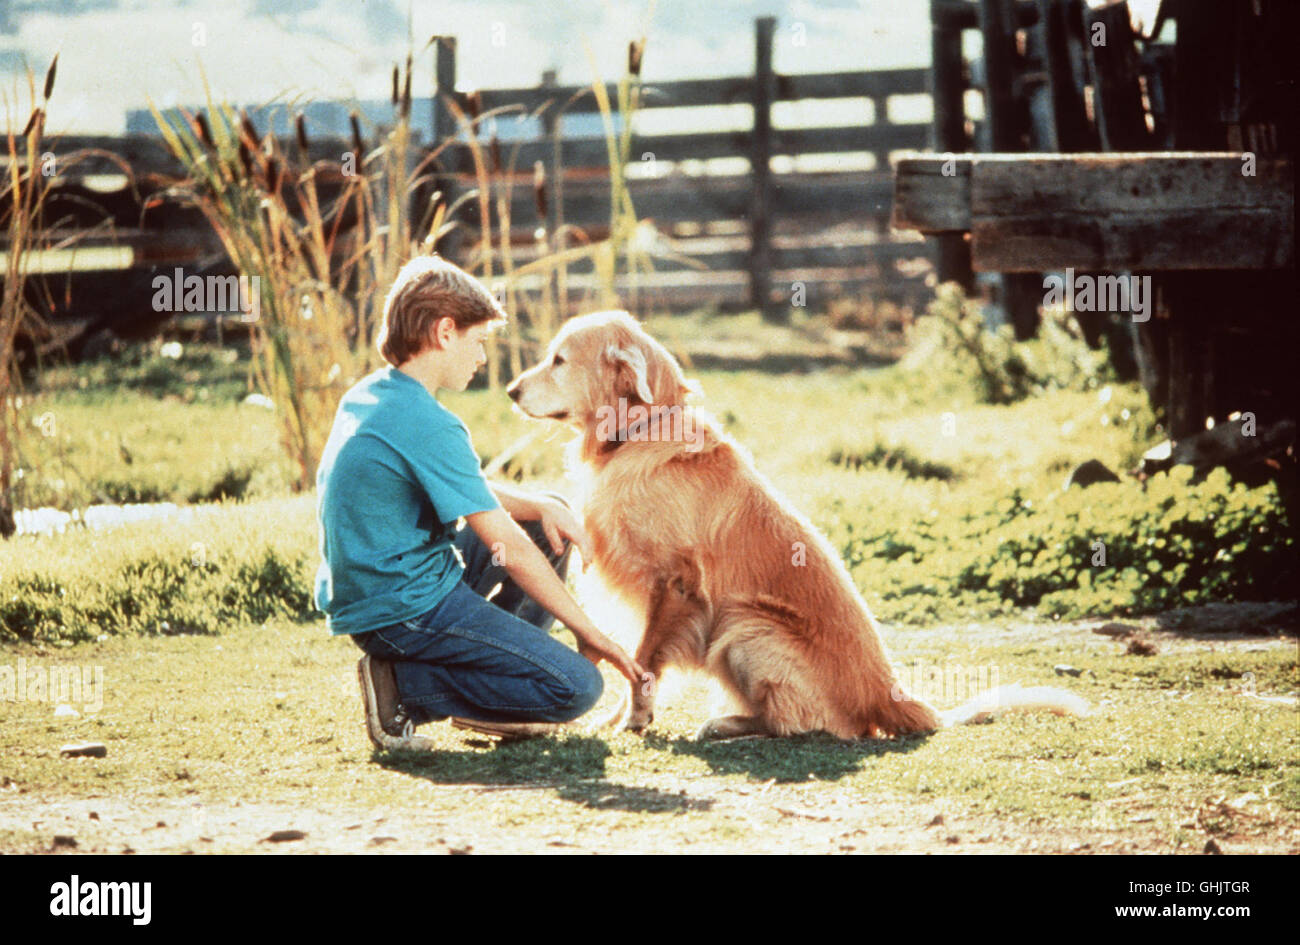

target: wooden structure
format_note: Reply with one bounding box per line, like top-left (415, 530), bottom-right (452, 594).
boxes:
top-left (9, 16), bottom-right (951, 355)
top-left (428, 18), bottom-right (934, 319)
top-left (893, 0), bottom-right (1296, 456)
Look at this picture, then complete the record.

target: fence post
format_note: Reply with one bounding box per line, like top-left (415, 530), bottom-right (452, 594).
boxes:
top-left (930, 0), bottom-right (973, 291)
top-left (540, 69), bottom-right (561, 239)
top-left (539, 68), bottom-right (565, 317)
top-left (432, 36), bottom-right (464, 259)
top-left (750, 16), bottom-right (780, 322)
top-left (977, 0), bottom-right (1041, 340)
top-left (434, 36), bottom-right (459, 146)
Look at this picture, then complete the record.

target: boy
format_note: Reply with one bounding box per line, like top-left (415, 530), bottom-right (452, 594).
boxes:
top-left (314, 255), bottom-right (647, 750)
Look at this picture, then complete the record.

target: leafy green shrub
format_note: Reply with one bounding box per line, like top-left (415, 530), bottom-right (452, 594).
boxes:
top-left (908, 283), bottom-right (1113, 405)
top-left (828, 441), bottom-right (956, 481)
top-left (0, 496), bottom-right (317, 644)
top-left (838, 467), bottom-right (1294, 625)
top-left (36, 339), bottom-right (253, 402)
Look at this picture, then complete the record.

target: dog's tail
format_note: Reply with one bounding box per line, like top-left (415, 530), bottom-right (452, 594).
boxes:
top-left (938, 684), bottom-right (1089, 727)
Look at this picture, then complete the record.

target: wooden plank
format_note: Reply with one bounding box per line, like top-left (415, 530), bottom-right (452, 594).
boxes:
top-left (437, 122), bottom-right (928, 171)
top-left (891, 153), bottom-right (971, 231)
top-left (751, 16), bottom-right (778, 320)
top-left (930, 0), bottom-right (973, 287)
top-left (780, 69), bottom-right (929, 100)
top-left (479, 77), bottom-right (748, 114)
top-left (978, 0), bottom-right (1022, 151)
top-left (434, 37), bottom-right (459, 147)
top-left (1038, 0), bottom-right (1097, 152)
top-left (892, 152), bottom-right (1294, 270)
top-left (935, 0), bottom-right (1040, 30)
top-left (475, 68), bottom-right (929, 115)
top-left (1086, 2), bottom-right (1151, 150)
top-left (497, 171), bottom-right (898, 225)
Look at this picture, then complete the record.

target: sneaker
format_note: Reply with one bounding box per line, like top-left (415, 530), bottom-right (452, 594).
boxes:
top-left (357, 655), bottom-right (415, 750)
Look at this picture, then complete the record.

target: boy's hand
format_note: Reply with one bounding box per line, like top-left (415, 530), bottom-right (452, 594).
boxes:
top-left (577, 631), bottom-right (653, 692)
top-left (536, 496), bottom-right (592, 566)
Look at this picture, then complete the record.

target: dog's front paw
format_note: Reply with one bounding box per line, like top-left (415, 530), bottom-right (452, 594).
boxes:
top-left (694, 715), bottom-right (765, 741)
top-left (619, 707), bottom-right (654, 734)
top-left (694, 718), bottom-right (725, 741)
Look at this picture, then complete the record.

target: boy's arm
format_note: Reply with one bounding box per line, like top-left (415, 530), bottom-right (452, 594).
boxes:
top-left (488, 482), bottom-right (592, 563)
top-left (489, 481), bottom-right (543, 520)
top-left (465, 508), bottom-right (648, 689)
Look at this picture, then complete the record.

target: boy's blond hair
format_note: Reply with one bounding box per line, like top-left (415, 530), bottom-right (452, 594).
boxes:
top-left (376, 255), bottom-right (507, 367)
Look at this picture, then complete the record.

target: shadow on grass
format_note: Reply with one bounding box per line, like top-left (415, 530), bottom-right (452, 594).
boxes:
top-left (370, 726), bottom-right (930, 804)
top-left (372, 733), bottom-right (613, 786)
top-left (554, 782), bottom-right (715, 813)
top-left (371, 734), bottom-right (714, 814)
top-left (644, 730), bottom-right (929, 782)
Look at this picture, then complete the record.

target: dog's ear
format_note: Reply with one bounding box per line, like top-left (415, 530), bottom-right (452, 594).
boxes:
top-left (605, 343), bottom-right (654, 404)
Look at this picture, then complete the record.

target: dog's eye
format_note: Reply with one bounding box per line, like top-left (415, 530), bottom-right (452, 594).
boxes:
top-left (552, 354), bottom-right (565, 367)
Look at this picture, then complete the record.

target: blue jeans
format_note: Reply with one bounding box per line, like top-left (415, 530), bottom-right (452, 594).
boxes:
top-left (351, 514), bottom-right (603, 725)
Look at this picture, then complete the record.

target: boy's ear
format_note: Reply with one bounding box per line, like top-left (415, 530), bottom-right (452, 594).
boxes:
top-left (430, 316), bottom-right (457, 349)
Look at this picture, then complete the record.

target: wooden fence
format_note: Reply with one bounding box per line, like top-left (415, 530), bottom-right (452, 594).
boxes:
top-left (12, 17), bottom-right (942, 352)
top-left (427, 18), bottom-right (935, 318)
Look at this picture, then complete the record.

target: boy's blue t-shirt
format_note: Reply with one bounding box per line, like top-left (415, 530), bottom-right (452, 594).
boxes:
top-left (314, 366), bottom-right (500, 635)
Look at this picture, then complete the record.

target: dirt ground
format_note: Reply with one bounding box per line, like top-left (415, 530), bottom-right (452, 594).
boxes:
top-left (9, 782), bottom-right (1293, 856)
top-left (4, 604), bottom-right (1296, 855)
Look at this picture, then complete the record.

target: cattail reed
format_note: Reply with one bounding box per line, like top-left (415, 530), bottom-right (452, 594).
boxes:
top-left (295, 112), bottom-right (310, 155)
top-left (533, 160), bottom-right (548, 222)
top-left (239, 109), bottom-right (259, 147)
top-left (237, 139), bottom-right (254, 179)
top-left (266, 154), bottom-right (281, 193)
top-left (401, 58), bottom-right (413, 119)
top-left (43, 54), bottom-right (58, 101)
top-left (628, 39), bottom-right (645, 78)
top-left (349, 111), bottom-right (364, 159)
top-left (391, 65), bottom-right (400, 106)
top-left (21, 108), bottom-right (42, 137)
top-left (466, 90), bottom-right (482, 121)
top-left (191, 111), bottom-right (214, 149)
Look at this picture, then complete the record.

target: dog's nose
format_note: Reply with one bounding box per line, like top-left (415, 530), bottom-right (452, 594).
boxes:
top-left (507, 382), bottom-right (521, 402)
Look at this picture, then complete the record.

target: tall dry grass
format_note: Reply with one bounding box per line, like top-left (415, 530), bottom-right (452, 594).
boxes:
top-left (150, 55), bottom-right (456, 492)
top-left (2, 57), bottom-right (127, 537)
top-left (149, 31), bottom-right (683, 489)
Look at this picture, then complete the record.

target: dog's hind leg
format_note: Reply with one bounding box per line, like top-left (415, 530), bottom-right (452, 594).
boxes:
top-left (704, 603), bottom-right (856, 739)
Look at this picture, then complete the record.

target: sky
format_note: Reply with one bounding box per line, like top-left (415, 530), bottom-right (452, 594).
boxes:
top-left (0, 0), bottom-right (938, 135)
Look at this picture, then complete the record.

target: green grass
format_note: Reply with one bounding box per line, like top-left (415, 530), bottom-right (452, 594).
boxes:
top-left (4, 329), bottom-right (1293, 643)
top-left (16, 340), bottom-right (291, 509)
top-left (0, 496), bottom-right (316, 644)
top-left (1, 614), bottom-right (1294, 853)
top-left (3, 327), bottom-right (1297, 852)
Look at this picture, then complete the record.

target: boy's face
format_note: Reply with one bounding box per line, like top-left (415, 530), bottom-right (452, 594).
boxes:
top-left (441, 319), bottom-right (494, 390)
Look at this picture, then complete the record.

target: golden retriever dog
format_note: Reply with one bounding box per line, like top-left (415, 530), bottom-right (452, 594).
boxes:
top-left (507, 310), bottom-right (1087, 740)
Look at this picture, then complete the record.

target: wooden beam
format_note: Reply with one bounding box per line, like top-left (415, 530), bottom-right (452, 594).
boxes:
top-left (1086, 2), bottom-right (1152, 151)
top-left (930, 0), bottom-right (974, 288)
top-left (892, 151), bottom-right (1294, 270)
top-left (751, 16), bottom-right (778, 321)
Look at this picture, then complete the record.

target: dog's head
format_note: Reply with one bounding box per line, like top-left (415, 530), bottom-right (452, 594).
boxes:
top-left (507, 310), bottom-right (697, 431)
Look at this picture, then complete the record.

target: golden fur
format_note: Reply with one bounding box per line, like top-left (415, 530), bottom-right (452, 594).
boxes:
top-left (507, 310), bottom-right (1083, 740)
